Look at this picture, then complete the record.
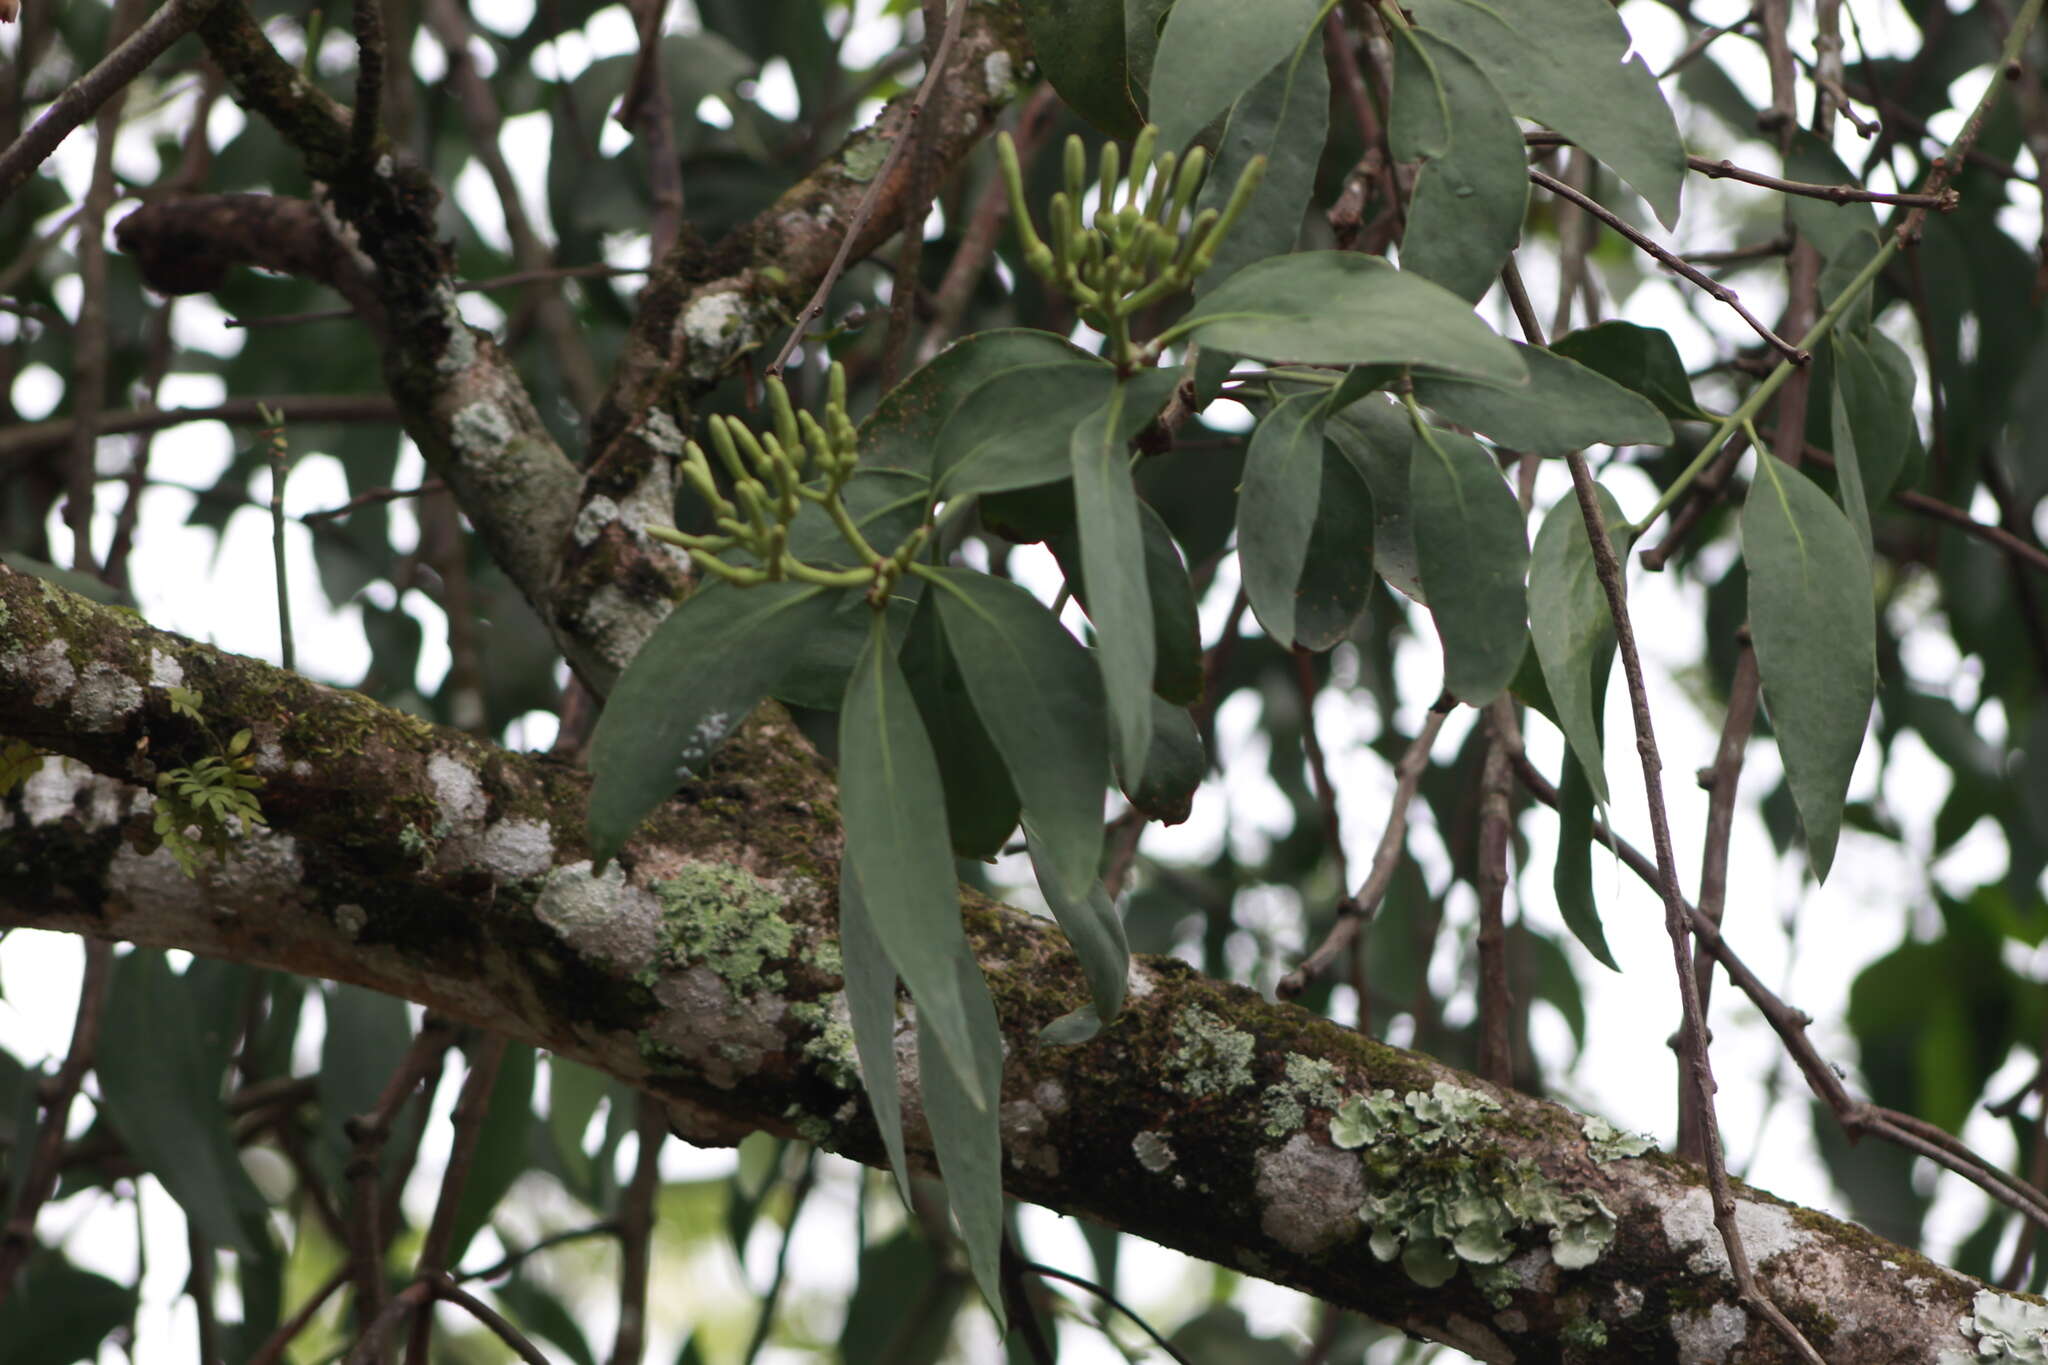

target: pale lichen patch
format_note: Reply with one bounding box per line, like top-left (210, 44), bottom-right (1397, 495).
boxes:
top-left (1255, 1134), bottom-right (1365, 1256)
top-left (480, 818), bottom-right (554, 881)
top-left (1673, 1302), bottom-right (1747, 1365)
top-left (1133, 1130), bottom-right (1175, 1173)
top-left (1659, 1187), bottom-right (1812, 1279)
top-left (644, 966), bottom-right (786, 1088)
top-left (535, 861), bottom-right (662, 975)
top-left (790, 998), bottom-right (860, 1090)
top-left (1582, 1114), bottom-right (1655, 1162)
top-left (335, 903), bottom-right (368, 938)
top-left (574, 495), bottom-right (621, 547)
top-left (1937, 1289), bottom-right (2048, 1364)
top-left (148, 648), bottom-right (184, 689)
top-left (450, 400), bottom-right (518, 459)
top-left (11, 639), bottom-right (76, 707)
top-left (1167, 1004), bottom-right (1254, 1097)
top-left (652, 863), bottom-right (795, 996)
top-left (1001, 1099), bottom-right (1058, 1177)
top-left (427, 753), bottom-right (487, 835)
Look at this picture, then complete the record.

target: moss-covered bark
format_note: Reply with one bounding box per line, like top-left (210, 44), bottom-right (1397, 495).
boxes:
top-left (0, 562), bottom-right (2012, 1364)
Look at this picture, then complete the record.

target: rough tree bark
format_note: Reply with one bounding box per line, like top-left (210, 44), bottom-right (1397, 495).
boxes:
top-left (0, 563), bottom-right (2003, 1363)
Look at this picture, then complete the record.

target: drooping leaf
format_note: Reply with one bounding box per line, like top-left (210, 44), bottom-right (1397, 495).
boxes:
top-left (1026, 826), bottom-right (1129, 1028)
top-left (1416, 344), bottom-right (1673, 454)
top-left (1549, 321), bottom-right (1701, 422)
top-left (934, 361), bottom-right (1120, 497)
top-left (838, 866), bottom-right (911, 1206)
top-left (900, 592), bottom-right (1023, 862)
top-left (1193, 14), bottom-right (1330, 290)
top-left (1554, 746), bottom-right (1620, 971)
top-left (1072, 383), bottom-right (1157, 783)
top-left (841, 1229), bottom-right (968, 1365)
top-left (1327, 397), bottom-right (1426, 602)
top-left (1177, 252), bottom-right (1528, 383)
top-left (1406, 0), bottom-right (1685, 227)
top-left (1147, 0), bottom-right (1325, 151)
top-left (1834, 331), bottom-right (1914, 514)
top-left (917, 956), bottom-right (1008, 1332)
top-left (1742, 452), bottom-right (1877, 879)
top-left (1022, 0), bottom-right (1143, 135)
top-left (1294, 444), bottom-right (1378, 651)
top-left (861, 329), bottom-right (1098, 476)
top-left (1528, 482), bottom-right (1630, 803)
top-left (1119, 695), bottom-right (1207, 825)
top-left (315, 983), bottom-right (416, 1187)
top-left (588, 581), bottom-right (846, 866)
top-left (1409, 424), bottom-right (1530, 703)
top-left (1238, 392), bottom-right (1330, 648)
top-left (928, 568), bottom-right (1109, 893)
top-left (838, 614), bottom-right (996, 1108)
top-left (1827, 361), bottom-right (1875, 562)
top-left (96, 949), bottom-right (269, 1256)
top-left (1049, 498), bottom-right (1204, 705)
top-left (1387, 26), bottom-right (1528, 302)
top-left (447, 1042), bottom-right (537, 1266)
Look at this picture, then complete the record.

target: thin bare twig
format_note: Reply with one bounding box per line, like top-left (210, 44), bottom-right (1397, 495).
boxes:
top-left (0, 0), bottom-right (226, 207)
top-left (246, 1267), bottom-right (350, 1365)
top-left (302, 479), bottom-right (448, 525)
top-left (1019, 1263), bottom-right (1196, 1365)
top-left (1278, 695), bottom-right (1453, 1000)
top-left (1687, 154), bottom-right (1954, 208)
top-left (607, 1097), bottom-right (665, 1365)
top-left (403, 1033), bottom-right (510, 1365)
top-left (431, 1277), bottom-right (552, 1365)
top-left (767, 0), bottom-right (968, 378)
top-left (0, 942), bottom-right (113, 1304)
top-left (1530, 168), bottom-right (1809, 364)
top-left (618, 0), bottom-right (683, 258)
top-left (350, 0), bottom-right (386, 164)
top-left (738, 1148), bottom-right (818, 1365)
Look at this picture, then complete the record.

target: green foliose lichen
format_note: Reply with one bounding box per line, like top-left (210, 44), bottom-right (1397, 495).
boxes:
top-left (1562, 1316), bottom-right (1609, 1349)
top-left (790, 1000), bottom-right (860, 1090)
top-left (1168, 1005), bottom-right (1255, 1097)
top-left (1940, 1289), bottom-right (2048, 1364)
top-left (1261, 1053), bottom-right (1345, 1137)
top-left (1330, 1082), bottom-right (1617, 1287)
top-left (654, 863), bottom-right (794, 995)
top-left (1582, 1115), bottom-right (1655, 1162)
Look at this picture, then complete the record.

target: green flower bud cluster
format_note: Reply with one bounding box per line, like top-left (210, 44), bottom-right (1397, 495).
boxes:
top-left (650, 364), bottom-right (925, 604)
top-left (998, 126), bottom-right (1265, 362)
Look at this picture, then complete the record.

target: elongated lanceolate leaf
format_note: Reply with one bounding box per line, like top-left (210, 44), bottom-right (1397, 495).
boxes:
top-left (1119, 694), bottom-right (1206, 826)
top-left (1554, 744), bottom-right (1620, 971)
top-left (917, 957), bottom-right (1008, 1331)
top-left (1742, 453), bottom-right (1876, 880)
top-left (588, 582), bottom-right (846, 867)
top-left (1410, 423), bottom-right (1529, 703)
top-left (860, 329), bottom-right (1098, 476)
top-left (1828, 365), bottom-right (1875, 562)
top-left (1833, 331), bottom-right (1914, 516)
top-left (1026, 825), bottom-right (1129, 1028)
top-left (1194, 14), bottom-right (1329, 291)
top-left (928, 568), bottom-right (1109, 896)
top-left (1407, 0), bottom-right (1685, 227)
top-left (900, 593), bottom-right (1021, 862)
top-left (1179, 252), bottom-right (1527, 384)
top-left (1072, 385), bottom-right (1156, 783)
top-left (1239, 392), bottom-right (1331, 648)
top-left (1549, 322), bottom-right (1701, 422)
top-left (1148, 0), bottom-right (1324, 151)
top-left (1388, 26), bottom-right (1528, 302)
top-left (838, 615), bottom-right (996, 1108)
top-left (1528, 482), bottom-right (1630, 804)
top-left (1416, 345), bottom-right (1672, 454)
top-left (839, 865), bottom-right (912, 1206)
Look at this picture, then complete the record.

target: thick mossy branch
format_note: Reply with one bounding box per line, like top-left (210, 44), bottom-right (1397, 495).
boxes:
top-left (0, 564), bottom-right (2004, 1364)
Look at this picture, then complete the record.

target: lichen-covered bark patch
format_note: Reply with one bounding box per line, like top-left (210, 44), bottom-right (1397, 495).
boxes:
top-left (1255, 1134), bottom-right (1365, 1256)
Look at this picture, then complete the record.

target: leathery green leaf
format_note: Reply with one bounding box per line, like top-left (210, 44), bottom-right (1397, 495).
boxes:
top-left (1148, 0), bottom-right (1324, 151)
top-left (1416, 344), bottom-right (1672, 455)
top-left (588, 581), bottom-right (845, 867)
top-left (1555, 744), bottom-right (1620, 971)
top-left (1177, 252), bottom-right (1527, 384)
top-left (899, 593), bottom-right (1022, 862)
top-left (934, 361), bottom-right (1119, 497)
top-left (839, 614), bottom-right (994, 1107)
top-left (916, 956), bottom-right (1008, 1332)
top-left (1549, 321), bottom-right (1701, 422)
top-left (1239, 392), bottom-right (1331, 648)
top-left (1827, 360), bottom-right (1875, 563)
top-left (1294, 443), bottom-right (1377, 651)
top-left (861, 329), bottom-right (1097, 476)
top-left (1048, 498), bottom-right (1204, 705)
top-left (928, 568), bottom-right (1109, 896)
top-left (1406, 0), bottom-right (1685, 227)
top-left (1410, 423), bottom-right (1530, 703)
top-left (1388, 25), bottom-right (1528, 302)
top-left (1742, 453), bottom-right (1877, 880)
top-left (1528, 482), bottom-right (1630, 804)
top-left (1834, 330), bottom-right (1914, 515)
top-left (1327, 397), bottom-right (1425, 603)
top-left (1022, 0), bottom-right (1143, 136)
top-left (839, 865), bottom-right (911, 1207)
top-left (1073, 383), bottom-right (1156, 783)
top-left (1027, 828), bottom-right (1130, 1031)
top-left (1193, 10), bottom-right (1329, 290)
top-left (1118, 694), bottom-right (1207, 826)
